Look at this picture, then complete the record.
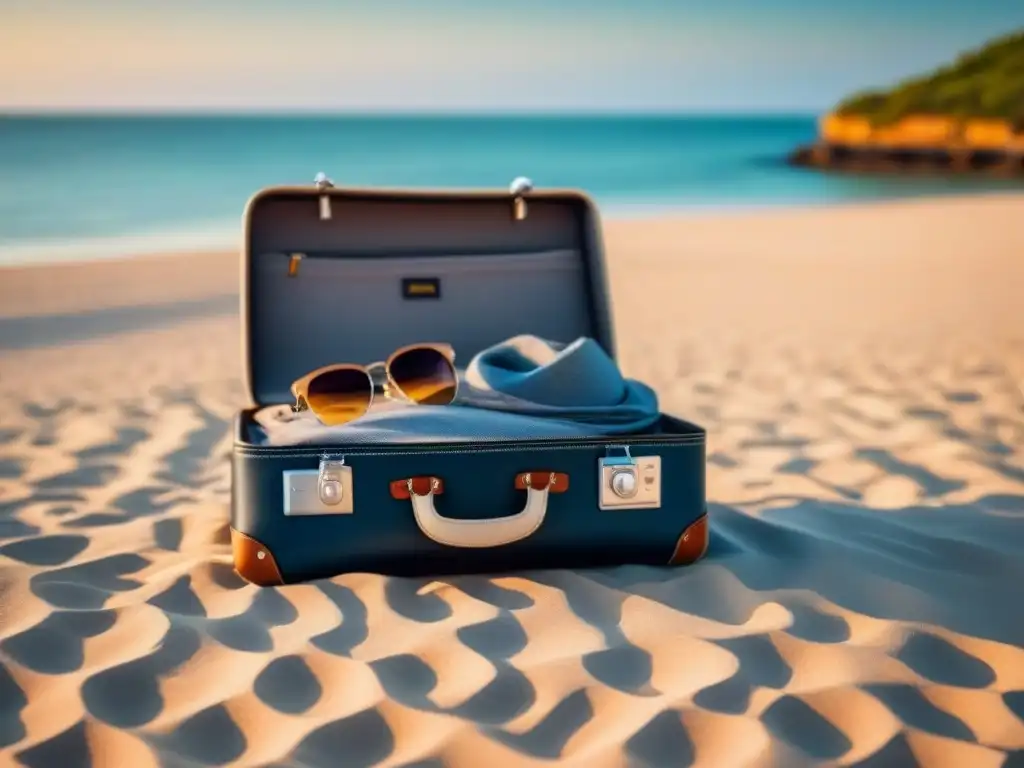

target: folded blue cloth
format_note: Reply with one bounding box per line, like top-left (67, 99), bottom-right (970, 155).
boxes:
top-left (254, 335), bottom-right (660, 445)
top-left (458, 335), bottom-right (660, 432)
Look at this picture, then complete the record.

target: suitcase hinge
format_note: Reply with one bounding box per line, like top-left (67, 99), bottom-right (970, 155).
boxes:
top-left (509, 176), bottom-right (533, 221)
top-left (315, 172), bottom-right (334, 221)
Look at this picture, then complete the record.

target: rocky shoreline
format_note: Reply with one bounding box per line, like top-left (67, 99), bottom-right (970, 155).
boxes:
top-left (788, 142), bottom-right (1024, 176)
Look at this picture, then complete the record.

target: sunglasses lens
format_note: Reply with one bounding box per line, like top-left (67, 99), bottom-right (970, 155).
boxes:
top-left (305, 368), bottom-right (373, 425)
top-left (389, 347), bottom-right (457, 406)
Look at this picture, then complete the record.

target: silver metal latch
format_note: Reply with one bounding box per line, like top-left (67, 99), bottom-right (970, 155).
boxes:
top-left (509, 176), bottom-right (533, 221)
top-left (318, 457), bottom-right (347, 505)
top-left (282, 455), bottom-right (354, 516)
top-left (598, 445), bottom-right (662, 510)
top-left (315, 171), bottom-right (334, 221)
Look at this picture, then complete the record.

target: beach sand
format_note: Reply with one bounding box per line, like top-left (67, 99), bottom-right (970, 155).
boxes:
top-left (1, 194), bottom-right (1024, 767)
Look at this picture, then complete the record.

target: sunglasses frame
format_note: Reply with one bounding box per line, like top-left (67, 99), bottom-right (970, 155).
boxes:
top-left (290, 342), bottom-right (458, 423)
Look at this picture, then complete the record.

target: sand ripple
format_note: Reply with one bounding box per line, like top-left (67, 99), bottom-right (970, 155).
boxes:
top-left (0, 322), bottom-right (1021, 767)
top-left (3, 197), bottom-right (1024, 767)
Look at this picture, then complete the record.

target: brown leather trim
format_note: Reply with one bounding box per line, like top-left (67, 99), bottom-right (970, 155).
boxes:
top-left (390, 477), bottom-right (445, 500)
top-left (514, 472), bottom-right (569, 493)
top-left (231, 528), bottom-right (285, 586)
top-left (668, 514), bottom-right (709, 565)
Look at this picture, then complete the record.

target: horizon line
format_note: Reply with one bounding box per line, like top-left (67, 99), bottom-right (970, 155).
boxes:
top-left (0, 107), bottom-right (823, 119)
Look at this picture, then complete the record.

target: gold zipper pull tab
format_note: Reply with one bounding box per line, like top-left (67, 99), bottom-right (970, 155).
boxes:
top-left (288, 252), bottom-right (304, 277)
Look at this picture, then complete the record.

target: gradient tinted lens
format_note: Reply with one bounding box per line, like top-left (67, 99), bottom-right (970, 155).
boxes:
top-left (305, 367), bottom-right (373, 425)
top-left (389, 347), bottom-right (457, 406)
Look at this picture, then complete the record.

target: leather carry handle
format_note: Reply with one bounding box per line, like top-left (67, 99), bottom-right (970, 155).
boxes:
top-left (390, 472), bottom-right (569, 548)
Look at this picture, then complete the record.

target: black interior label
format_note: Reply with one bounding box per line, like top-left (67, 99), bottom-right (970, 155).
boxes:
top-left (401, 277), bottom-right (441, 300)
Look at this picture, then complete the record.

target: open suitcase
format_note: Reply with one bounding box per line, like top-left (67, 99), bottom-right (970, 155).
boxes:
top-left (230, 176), bottom-right (708, 585)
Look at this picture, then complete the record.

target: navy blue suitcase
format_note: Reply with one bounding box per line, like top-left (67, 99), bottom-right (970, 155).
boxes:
top-left (230, 178), bottom-right (708, 585)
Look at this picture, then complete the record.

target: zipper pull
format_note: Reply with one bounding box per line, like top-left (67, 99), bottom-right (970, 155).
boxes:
top-left (315, 172), bottom-right (334, 221)
top-left (287, 252), bottom-right (304, 278)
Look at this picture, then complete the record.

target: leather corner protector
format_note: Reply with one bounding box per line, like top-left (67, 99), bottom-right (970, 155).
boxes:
top-left (668, 514), bottom-right (709, 565)
top-left (515, 472), bottom-right (569, 493)
top-left (390, 477), bottom-right (444, 500)
top-left (231, 528), bottom-right (285, 586)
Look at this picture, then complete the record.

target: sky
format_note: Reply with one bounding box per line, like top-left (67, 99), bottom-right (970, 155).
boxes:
top-left (1, 0), bottom-right (1022, 113)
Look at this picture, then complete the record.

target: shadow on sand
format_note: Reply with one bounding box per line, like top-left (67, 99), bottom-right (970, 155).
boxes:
top-left (0, 294), bottom-right (237, 350)
top-left (2, 381), bottom-right (1024, 766)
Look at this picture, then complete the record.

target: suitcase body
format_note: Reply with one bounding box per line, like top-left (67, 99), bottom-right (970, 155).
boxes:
top-left (231, 178), bottom-right (708, 585)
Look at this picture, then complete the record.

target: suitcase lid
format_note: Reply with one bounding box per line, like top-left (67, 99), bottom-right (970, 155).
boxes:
top-left (242, 176), bottom-right (617, 407)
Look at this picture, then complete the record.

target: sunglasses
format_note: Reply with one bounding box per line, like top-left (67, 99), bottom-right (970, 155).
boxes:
top-left (290, 342), bottom-right (458, 426)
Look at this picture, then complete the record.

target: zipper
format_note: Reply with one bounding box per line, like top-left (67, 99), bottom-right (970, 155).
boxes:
top-left (276, 248), bottom-right (578, 280)
top-left (237, 433), bottom-right (705, 458)
top-left (279, 247), bottom-right (579, 262)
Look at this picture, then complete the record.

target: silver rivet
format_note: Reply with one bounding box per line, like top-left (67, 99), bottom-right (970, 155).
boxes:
top-left (510, 176), bottom-right (533, 195)
top-left (257, 550), bottom-right (266, 560)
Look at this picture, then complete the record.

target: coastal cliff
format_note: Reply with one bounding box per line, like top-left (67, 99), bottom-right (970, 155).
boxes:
top-left (789, 30), bottom-right (1024, 175)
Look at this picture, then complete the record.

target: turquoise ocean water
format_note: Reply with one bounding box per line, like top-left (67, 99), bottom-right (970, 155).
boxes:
top-left (1, 114), bottom-right (1021, 265)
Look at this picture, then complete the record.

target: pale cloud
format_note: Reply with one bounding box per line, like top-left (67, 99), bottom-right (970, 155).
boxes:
top-left (0, 9), bottom-right (737, 109)
top-left (1, 2), bottom-right (1021, 111)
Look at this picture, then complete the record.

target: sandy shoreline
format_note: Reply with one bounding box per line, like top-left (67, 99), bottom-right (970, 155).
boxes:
top-left (1, 195), bottom-right (1024, 766)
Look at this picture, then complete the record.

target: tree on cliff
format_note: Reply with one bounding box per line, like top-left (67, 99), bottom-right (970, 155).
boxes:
top-left (835, 29), bottom-right (1024, 130)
